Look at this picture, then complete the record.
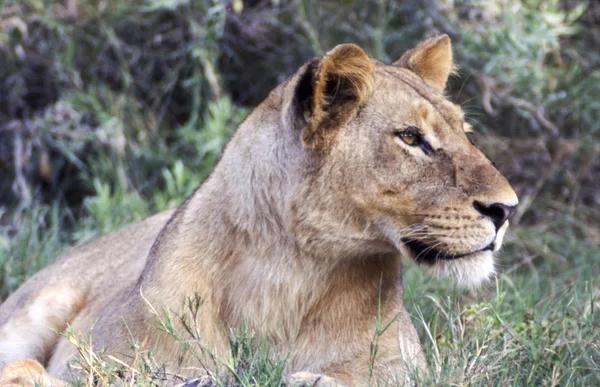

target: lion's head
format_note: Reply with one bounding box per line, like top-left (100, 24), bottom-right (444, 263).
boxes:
top-left (285, 35), bottom-right (518, 287)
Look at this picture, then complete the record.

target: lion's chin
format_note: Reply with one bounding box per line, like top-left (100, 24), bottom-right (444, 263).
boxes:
top-left (428, 250), bottom-right (495, 288)
top-left (398, 242), bottom-right (496, 288)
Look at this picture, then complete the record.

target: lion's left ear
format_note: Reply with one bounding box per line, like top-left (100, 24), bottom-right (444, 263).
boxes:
top-left (393, 35), bottom-right (454, 92)
top-left (294, 43), bottom-right (374, 150)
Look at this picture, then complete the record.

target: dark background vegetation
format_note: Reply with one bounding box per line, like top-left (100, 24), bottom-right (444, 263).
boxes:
top-left (0, 0), bottom-right (598, 385)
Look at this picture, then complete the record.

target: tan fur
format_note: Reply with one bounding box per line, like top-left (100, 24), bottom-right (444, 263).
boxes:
top-left (0, 359), bottom-right (63, 386)
top-left (0, 35), bottom-right (517, 386)
top-left (394, 35), bottom-right (455, 92)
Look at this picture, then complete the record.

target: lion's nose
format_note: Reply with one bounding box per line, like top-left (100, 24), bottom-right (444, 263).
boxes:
top-left (473, 201), bottom-right (517, 231)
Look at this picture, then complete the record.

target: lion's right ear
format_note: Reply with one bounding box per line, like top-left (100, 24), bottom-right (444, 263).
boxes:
top-left (393, 35), bottom-right (454, 92)
top-left (292, 44), bottom-right (374, 151)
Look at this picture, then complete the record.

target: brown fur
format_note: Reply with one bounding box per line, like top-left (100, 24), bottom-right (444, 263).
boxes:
top-left (303, 43), bottom-right (374, 150)
top-left (0, 358), bottom-right (63, 386)
top-left (0, 35), bottom-right (517, 386)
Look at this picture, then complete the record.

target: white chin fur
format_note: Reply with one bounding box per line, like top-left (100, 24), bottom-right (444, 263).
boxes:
top-left (429, 251), bottom-right (496, 288)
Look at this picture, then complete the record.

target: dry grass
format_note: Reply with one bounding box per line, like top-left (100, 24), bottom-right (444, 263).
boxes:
top-left (0, 1), bottom-right (598, 385)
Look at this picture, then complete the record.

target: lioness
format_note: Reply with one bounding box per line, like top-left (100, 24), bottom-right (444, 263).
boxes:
top-left (0, 35), bottom-right (517, 386)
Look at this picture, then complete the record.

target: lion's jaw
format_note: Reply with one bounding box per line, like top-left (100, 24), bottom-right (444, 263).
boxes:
top-left (427, 219), bottom-right (509, 288)
top-left (377, 218), bottom-right (508, 288)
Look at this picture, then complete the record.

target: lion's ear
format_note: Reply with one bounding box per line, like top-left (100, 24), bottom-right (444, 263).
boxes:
top-left (393, 35), bottom-right (454, 92)
top-left (294, 43), bottom-right (373, 150)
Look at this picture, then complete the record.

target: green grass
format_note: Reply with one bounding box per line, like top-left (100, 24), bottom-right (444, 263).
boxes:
top-left (403, 229), bottom-right (600, 386)
top-left (0, 203), bottom-right (64, 299)
top-left (1, 0), bottom-right (599, 385)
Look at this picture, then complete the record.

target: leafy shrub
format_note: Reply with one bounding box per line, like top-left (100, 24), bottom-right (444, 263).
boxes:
top-left (0, 1), bottom-right (598, 385)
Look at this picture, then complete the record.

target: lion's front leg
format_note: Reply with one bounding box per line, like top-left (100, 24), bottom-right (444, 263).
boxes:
top-left (0, 359), bottom-right (65, 387)
top-left (384, 307), bottom-right (429, 384)
top-left (396, 307), bottom-right (428, 370)
top-left (364, 307), bottom-right (429, 385)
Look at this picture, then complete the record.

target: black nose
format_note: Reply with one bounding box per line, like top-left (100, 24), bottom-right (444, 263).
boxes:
top-left (473, 201), bottom-right (517, 231)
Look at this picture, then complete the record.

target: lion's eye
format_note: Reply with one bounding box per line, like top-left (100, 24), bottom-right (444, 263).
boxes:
top-left (394, 127), bottom-right (434, 155)
top-left (396, 131), bottom-right (422, 146)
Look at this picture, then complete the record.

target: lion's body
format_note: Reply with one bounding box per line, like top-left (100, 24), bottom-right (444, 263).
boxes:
top-left (0, 36), bottom-right (517, 386)
top-left (0, 211), bottom-right (174, 374)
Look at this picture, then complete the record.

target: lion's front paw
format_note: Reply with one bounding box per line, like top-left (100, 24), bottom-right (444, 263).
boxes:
top-left (286, 371), bottom-right (343, 387)
top-left (0, 358), bottom-right (65, 386)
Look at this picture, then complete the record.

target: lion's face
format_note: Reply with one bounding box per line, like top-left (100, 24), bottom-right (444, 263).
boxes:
top-left (289, 36), bottom-right (517, 286)
top-left (335, 68), bottom-right (517, 286)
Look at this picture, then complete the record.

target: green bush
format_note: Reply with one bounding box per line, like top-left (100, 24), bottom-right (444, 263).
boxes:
top-left (0, 0), bottom-right (598, 385)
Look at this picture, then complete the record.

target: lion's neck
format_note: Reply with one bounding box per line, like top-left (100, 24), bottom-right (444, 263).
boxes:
top-left (187, 150), bottom-right (402, 346)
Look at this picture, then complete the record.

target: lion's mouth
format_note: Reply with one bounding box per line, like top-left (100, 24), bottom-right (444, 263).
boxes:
top-left (402, 239), bottom-right (494, 263)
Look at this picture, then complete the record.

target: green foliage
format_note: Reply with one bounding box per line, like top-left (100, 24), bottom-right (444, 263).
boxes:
top-left (0, 204), bottom-right (64, 298)
top-left (404, 228), bottom-right (600, 386)
top-left (443, 0), bottom-right (598, 137)
top-left (222, 322), bottom-right (288, 386)
top-left (75, 179), bottom-right (149, 240)
top-left (0, 0), bottom-right (598, 385)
